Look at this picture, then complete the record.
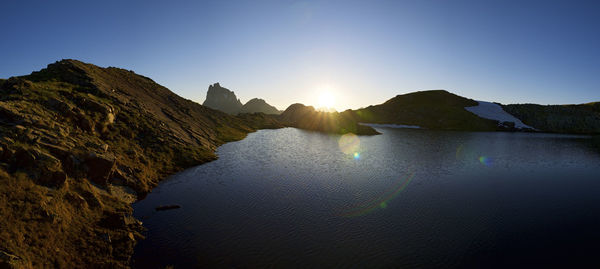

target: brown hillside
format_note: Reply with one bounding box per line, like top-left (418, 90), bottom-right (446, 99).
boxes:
top-left (0, 59), bottom-right (277, 268)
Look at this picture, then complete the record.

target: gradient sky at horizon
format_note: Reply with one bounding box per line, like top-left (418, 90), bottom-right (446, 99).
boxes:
top-left (1, 0), bottom-right (599, 111)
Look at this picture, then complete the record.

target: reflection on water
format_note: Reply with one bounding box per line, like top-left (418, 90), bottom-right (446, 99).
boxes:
top-left (133, 128), bottom-right (600, 268)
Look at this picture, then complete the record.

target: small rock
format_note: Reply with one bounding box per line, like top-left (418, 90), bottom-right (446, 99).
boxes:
top-left (0, 249), bottom-right (21, 267)
top-left (127, 232), bottom-right (135, 241)
top-left (106, 113), bottom-right (115, 124)
top-left (64, 192), bottom-right (87, 208)
top-left (0, 137), bottom-right (14, 144)
top-left (101, 144), bottom-right (109, 152)
top-left (80, 189), bottom-right (103, 208)
top-left (155, 205), bottom-right (181, 211)
top-left (14, 125), bottom-right (26, 133)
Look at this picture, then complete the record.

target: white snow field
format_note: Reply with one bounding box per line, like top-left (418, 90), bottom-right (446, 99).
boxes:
top-left (465, 101), bottom-right (533, 129)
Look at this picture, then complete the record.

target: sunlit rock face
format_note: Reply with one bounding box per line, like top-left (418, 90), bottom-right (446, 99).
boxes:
top-left (202, 83), bottom-right (243, 114)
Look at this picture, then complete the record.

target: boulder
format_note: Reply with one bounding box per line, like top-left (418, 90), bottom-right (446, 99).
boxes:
top-left (77, 115), bottom-right (95, 132)
top-left (84, 152), bottom-right (116, 185)
top-left (78, 97), bottom-right (113, 115)
top-left (45, 97), bottom-right (73, 114)
top-left (13, 147), bottom-right (37, 168)
top-left (99, 212), bottom-right (127, 229)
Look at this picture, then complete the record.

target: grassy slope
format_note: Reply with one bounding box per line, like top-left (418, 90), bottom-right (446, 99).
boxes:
top-left (346, 90), bottom-right (500, 131)
top-left (0, 60), bottom-right (279, 268)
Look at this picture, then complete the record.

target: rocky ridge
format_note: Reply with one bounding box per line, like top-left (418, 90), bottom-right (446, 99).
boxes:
top-left (241, 98), bottom-right (281, 115)
top-left (0, 60), bottom-right (278, 268)
top-left (202, 83), bottom-right (281, 115)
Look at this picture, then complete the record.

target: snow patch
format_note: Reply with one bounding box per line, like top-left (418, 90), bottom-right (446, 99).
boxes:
top-left (361, 123), bottom-right (421, 129)
top-left (465, 101), bottom-right (533, 129)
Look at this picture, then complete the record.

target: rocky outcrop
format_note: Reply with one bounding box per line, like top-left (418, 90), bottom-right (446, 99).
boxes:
top-left (202, 83), bottom-right (281, 115)
top-left (202, 83), bottom-right (243, 114)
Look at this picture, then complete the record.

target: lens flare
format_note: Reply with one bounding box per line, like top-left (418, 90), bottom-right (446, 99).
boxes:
top-left (455, 144), bottom-right (464, 160)
top-left (338, 133), bottom-right (360, 155)
top-left (353, 152), bottom-right (360, 160)
top-left (339, 172), bottom-right (415, 217)
top-left (479, 156), bottom-right (492, 166)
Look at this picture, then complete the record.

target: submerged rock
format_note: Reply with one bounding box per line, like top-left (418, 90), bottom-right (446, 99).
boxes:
top-left (155, 204), bottom-right (181, 211)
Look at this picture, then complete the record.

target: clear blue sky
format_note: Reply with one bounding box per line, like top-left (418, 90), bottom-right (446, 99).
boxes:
top-left (1, 0), bottom-right (599, 110)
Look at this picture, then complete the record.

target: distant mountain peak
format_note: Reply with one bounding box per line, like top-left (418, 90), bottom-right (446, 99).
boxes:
top-left (203, 83), bottom-right (243, 114)
top-left (202, 84), bottom-right (281, 115)
top-left (241, 98), bottom-right (281, 115)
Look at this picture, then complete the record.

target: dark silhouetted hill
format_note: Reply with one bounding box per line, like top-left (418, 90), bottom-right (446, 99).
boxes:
top-left (241, 98), bottom-right (282, 115)
top-left (503, 102), bottom-right (600, 134)
top-left (279, 103), bottom-right (379, 135)
top-left (203, 84), bottom-right (281, 115)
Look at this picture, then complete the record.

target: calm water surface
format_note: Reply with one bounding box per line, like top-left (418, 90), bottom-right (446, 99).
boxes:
top-left (133, 128), bottom-right (600, 268)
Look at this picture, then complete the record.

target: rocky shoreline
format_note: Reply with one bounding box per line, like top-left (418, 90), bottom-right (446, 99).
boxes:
top-left (0, 59), bottom-right (373, 268)
top-left (0, 60), bottom-right (282, 268)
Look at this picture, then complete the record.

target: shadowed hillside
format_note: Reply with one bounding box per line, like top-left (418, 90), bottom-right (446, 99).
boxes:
top-left (279, 104), bottom-right (379, 135)
top-left (345, 90), bottom-right (502, 131)
top-left (502, 103), bottom-right (600, 134)
top-left (0, 60), bottom-right (278, 268)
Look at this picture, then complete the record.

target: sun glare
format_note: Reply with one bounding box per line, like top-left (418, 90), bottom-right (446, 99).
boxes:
top-left (317, 91), bottom-right (336, 110)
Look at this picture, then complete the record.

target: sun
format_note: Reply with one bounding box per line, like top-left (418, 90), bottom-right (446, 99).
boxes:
top-left (317, 91), bottom-right (336, 110)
